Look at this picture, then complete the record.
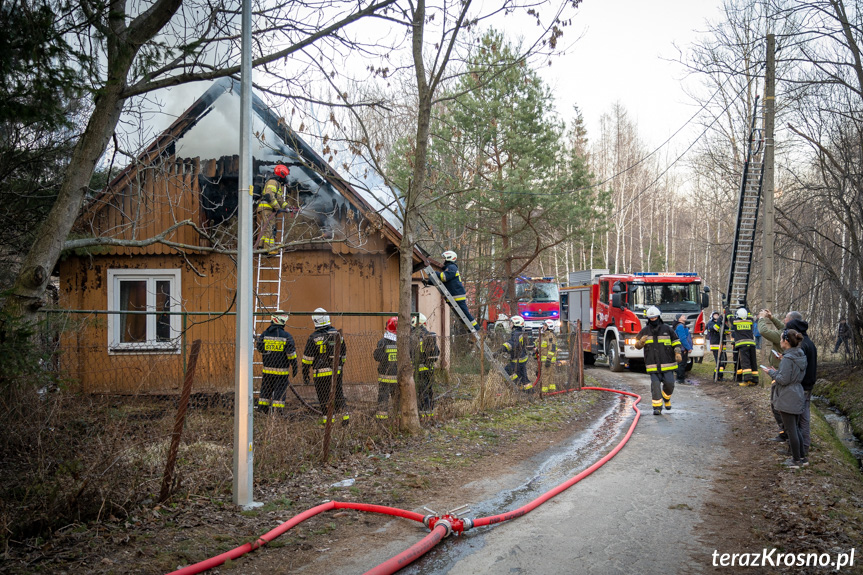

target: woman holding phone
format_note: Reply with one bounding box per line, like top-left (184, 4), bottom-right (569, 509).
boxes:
top-left (762, 329), bottom-right (808, 468)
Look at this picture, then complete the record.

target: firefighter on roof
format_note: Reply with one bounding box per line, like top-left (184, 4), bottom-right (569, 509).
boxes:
top-left (302, 308), bottom-right (349, 424)
top-left (255, 163), bottom-right (291, 254)
top-left (538, 319), bottom-right (558, 393)
top-left (373, 317), bottom-right (399, 420)
top-left (730, 307), bottom-right (758, 386)
top-left (411, 312), bottom-right (440, 417)
top-left (256, 311), bottom-right (297, 414)
top-left (435, 251), bottom-right (478, 331)
top-left (634, 306), bottom-right (683, 415)
top-left (501, 315), bottom-right (530, 390)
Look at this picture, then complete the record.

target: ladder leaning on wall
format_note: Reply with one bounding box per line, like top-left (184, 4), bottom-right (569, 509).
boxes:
top-left (716, 95), bottom-right (765, 381)
top-left (252, 213), bottom-right (288, 391)
top-left (422, 265), bottom-right (513, 383)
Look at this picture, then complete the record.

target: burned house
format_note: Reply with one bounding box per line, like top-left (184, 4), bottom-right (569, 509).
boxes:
top-left (59, 78), bottom-right (447, 395)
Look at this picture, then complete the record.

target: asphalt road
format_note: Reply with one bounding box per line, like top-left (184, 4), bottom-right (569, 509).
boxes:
top-left (294, 368), bottom-right (730, 575)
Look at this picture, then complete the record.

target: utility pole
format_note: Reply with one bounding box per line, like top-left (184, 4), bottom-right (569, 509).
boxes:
top-left (762, 34), bottom-right (775, 319)
top-left (233, 0), bottom-right (259, 508)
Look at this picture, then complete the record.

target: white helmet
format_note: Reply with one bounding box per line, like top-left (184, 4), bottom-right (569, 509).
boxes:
top-left (544, 319), bottom-right (555, 329)
top-left (411, 312), bottom-right (427, 327)
top-left (736, 307), bottom-right (748, 320)
top-left (646, 306), bottom-right (661, 319)
top-left (312, 307), bottom-right (331, 327)
top-left (271, 310), bottom-right (289, 325)
top-left (511, 315), bottom-right (525, 327)
top-left (442, 250), bottom-right (457, 262)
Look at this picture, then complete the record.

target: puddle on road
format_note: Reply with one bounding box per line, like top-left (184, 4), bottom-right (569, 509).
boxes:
top-left (397, 391), bottom-right (635, 574)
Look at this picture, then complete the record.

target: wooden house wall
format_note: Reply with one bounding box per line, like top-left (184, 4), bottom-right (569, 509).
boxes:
top-left (85, 158), bottom-right (202, 256)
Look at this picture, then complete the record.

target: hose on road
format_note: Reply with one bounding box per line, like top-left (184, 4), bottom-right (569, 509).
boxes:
top-left (168, 386), bottom-right (641, 575)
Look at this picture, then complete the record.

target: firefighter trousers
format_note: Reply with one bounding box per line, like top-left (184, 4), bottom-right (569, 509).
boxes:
top-left (259, 374), bottom-right (289, 410)
top-left (416, 369), bottom-right (435, 411)
top-left (649, 371), bottom-right (675, 410)
top-left (376, 375), bottom-right (397, 412)
top-left (453, 298), bottom-right (477, 329)
top-left (313, 373), bottom-right (347, 412)
top-left (255, 208), bottom-right (278, 251)
top-left (736, 345), bottom-right (758, 382)
top-left (711, 348), bottom-right (727, 379)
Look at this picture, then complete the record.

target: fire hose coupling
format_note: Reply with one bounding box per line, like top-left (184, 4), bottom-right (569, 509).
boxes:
top-left (422, 514), bottom-right (436, 528)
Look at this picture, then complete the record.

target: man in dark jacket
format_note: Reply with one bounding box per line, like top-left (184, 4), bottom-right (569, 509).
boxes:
top-left (501, 315), bottom-right (530, 389)
top-left (674, 314), bottom-right (693, 384)
top-left (786, 317), bottom-right (817, 458)
top-left (435, 250), bottom-right (477, 331)
top-left (634, 306), bottom-right (683, 415)
top-left (256, 311), bottom-right (298, 414)
top-left (706, 310), bottom-right (728, 380)
top-left (373, 317), bottom-right (399, 420)
top-left (833, 318), bottom-right (852, 354)
top-left (302, 308), bottom-right (349, 425)
top-left (411, 313), bottom-right (440, 416)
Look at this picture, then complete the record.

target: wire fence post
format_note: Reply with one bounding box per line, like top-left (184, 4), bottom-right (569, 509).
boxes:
top-left (321, 330), bottom-right (342, 463)
top-left (160, 339), bottom-right (202, 503)
top-left (479, 330), bottom-right (486, 410)
top-left (576, 320), bottom-right (584, 390)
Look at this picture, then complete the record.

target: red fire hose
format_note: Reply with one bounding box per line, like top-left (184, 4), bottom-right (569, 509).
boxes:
top-left (167, 386), bottom-right (640, 575)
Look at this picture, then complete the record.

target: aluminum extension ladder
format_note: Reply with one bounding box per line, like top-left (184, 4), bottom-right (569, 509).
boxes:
top-left (252, 213), bottom-right (288, 390)
top-left (716, 95), bottom-right (765, 380)
top-left (422, 265), bottom-right (512, 382)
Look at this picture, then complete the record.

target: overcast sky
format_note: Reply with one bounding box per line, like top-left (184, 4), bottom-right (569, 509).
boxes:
top-left (538, 0), bottom-right (724, 148)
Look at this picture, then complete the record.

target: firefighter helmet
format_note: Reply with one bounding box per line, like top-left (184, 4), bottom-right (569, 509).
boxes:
top-left (511, 315), bottom-right (525, 327)
top-left (274, 164), bottom-right (290, 179)
top-left (646, 306), bottom-right (662, 319)
top-left (271, 311), bottom-right (289, 325)
top-left (442, 250), bottom-right (457, 262)
top-left (411, 312), bottom-right (427, 327)
top-left (736, 307), bottom-right (748, 320)
top-left (312, 307), bottom-right (330, 327)
top-left (385, 316), bottom-right (398, 333)
top-left (544, 319), bottom-right (555, 330)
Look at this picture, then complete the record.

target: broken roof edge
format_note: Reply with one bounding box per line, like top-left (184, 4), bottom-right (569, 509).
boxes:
top-left (78, 77), bottom-right (432, 268)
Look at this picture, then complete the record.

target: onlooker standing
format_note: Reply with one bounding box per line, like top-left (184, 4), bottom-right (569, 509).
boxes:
top-left (762, 329), bottom-right (808, 468)
top-left (753, 319), bottom-right (761, 350)
top-left (833, 318), bottom-right (852, 354)
top-left (785, 315), bottom-right (817, 459)
top-left (674, 314), bottom-right (693, 385)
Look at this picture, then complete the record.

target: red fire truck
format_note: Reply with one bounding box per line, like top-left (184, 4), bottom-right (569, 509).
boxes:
top-left (482, 277), bottom-right (561, 333)
top-left (559, 269), bottom-right (710, 371)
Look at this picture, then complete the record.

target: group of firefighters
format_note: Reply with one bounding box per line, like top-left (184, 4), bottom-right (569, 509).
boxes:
top-left (255, 308), bottom-right (442, 423)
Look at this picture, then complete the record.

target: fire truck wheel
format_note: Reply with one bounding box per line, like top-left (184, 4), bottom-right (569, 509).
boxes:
top-left (607, 337), bottom-right (624, 373)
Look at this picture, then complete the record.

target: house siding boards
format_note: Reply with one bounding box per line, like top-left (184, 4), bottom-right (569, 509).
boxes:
top-left (58, 243), bottom-right (408, 394)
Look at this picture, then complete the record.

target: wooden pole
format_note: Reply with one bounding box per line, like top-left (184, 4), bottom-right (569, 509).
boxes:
top-left (160, 339), bottom-right (202, 503)
top-left (321, 331), bottom-right (342, 463)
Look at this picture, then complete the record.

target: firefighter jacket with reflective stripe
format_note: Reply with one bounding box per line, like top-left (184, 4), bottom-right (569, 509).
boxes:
top-left (501, 327), bottom-right (528, 363)
top-left (439, 262), bottom-right (467, 298)
top-left (373, 333), bottom-right (398, 382)
top-left (258, 177), bottom-right (288, 211)
top-left (411, 326), bottom-right (440, 372)
top-left (539, 331), bottom-right (557, 364)
top-left (730, 314), bottom-right (756, 347)
top-left (706, 317), bottom-right (726, 346)
top-left (302, 326), bottom-right (347, 379)
top-left (635, 320), bottom-right (683, 372)
top-left (256, 323), bottom-right (298, 376)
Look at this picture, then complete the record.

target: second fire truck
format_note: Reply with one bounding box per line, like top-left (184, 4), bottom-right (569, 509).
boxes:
top-left (560, 269), bottom-right (710, 372)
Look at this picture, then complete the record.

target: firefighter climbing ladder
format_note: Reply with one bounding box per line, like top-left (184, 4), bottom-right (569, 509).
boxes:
top-left (716, 95), bottom-right (765, 381)
top-left (252, 213), bottom-right (288, 390)
top-left (422, 266), bottom-right (512, 382)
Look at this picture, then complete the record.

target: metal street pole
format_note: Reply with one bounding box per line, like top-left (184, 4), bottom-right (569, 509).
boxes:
top-left (763, 34), bottom-right (775, 318)
top-left (233, 0), bottom-right (259, 508)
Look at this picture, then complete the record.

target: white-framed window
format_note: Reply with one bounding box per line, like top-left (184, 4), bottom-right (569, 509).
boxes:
top-left (107, 269), bottom-right (182, 353)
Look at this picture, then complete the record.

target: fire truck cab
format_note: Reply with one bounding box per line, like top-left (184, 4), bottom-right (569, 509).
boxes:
top-left (560, 269), bottom-right (710, 372)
